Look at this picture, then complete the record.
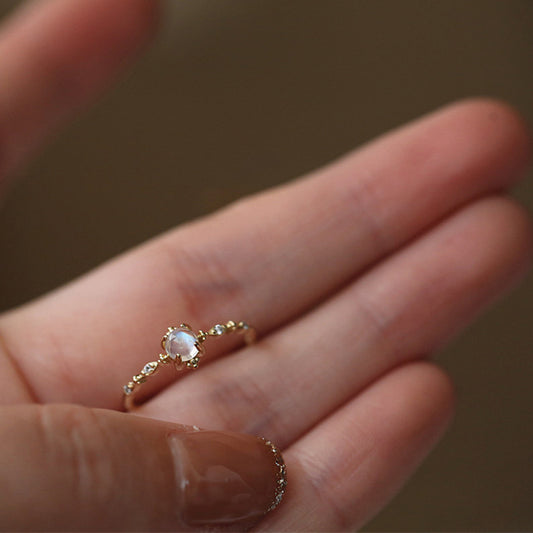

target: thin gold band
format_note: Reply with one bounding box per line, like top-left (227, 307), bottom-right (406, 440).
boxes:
top-left (123, 320), bottom-right (256, 411)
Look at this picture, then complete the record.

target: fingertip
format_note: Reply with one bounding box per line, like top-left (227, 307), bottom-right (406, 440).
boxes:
top-left (462, 196), bottom-right (533, 287)
top-left (395, 361), bottom-right (456, 438)
top-left (486, 196), bottom-right (533, 264)
top-left (448, 97), bottom-right (532, 145)
top-left (0, 404), bottom-right (284, 531)
top-left (439, 97), bottom-right (533, 183)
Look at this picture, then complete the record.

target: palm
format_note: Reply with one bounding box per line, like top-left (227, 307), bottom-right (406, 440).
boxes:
top-left (0, 1), bottom-right (531, 531)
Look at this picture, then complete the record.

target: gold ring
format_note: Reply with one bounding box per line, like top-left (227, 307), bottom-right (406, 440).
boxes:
top-left (123, 320), bottom-right (256, 410)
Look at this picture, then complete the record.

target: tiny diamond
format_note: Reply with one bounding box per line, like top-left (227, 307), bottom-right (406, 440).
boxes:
top-left (123, 384), bottom-right (133, 395)
top-left (165, 327), bottom-right (200, 362)
top-left (142, 362), bottom-right (157, 376)
top-left (213, 324), bottom-right (225, 335)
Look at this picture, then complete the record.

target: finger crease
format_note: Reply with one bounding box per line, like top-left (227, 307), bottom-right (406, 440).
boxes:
top-left (0, 322), bottom-right (39, 402)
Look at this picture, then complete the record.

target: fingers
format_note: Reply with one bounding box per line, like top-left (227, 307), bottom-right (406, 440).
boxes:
top-left (0, 99), bottom-right (530, 407)
top-left (0, 404), bottom-right (285, 531)
top-left (140, 196), bottom-right (532, 445)
top-left (257, 362), bottom-right (455, 532)
top-left (0, 0), bottom-right (159, 179)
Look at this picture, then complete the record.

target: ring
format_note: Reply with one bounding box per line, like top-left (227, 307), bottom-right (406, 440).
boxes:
top-left (123, 320), bottom-right (256, 410)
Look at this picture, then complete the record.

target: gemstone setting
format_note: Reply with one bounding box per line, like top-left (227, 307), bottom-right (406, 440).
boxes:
top-left (164, 327), bottom-right (201, 362)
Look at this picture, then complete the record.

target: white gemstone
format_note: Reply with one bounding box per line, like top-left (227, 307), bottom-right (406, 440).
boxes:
top-left (213, 324), bottom-right (225, 335)
top-left (123, 384), bottom-right (133, 395)
top-left (165, 327), bottom-right (199, 362)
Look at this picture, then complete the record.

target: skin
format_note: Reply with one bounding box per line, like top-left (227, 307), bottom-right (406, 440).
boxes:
top-left (0, 0), bottom-right (532, 530)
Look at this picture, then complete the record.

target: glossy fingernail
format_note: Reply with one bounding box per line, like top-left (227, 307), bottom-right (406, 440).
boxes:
top-left (169, 429), bottom-right (286, 529)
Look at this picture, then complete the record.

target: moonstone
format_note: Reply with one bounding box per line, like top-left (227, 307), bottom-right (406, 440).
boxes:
top-left (165, 327), bottom-right (199, 362)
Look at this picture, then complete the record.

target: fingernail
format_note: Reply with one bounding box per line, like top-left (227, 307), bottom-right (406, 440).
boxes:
top-left (168, 429), bottom-right (286, 529)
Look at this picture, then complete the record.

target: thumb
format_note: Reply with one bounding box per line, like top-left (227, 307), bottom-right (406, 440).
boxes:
top-left (0, 404), bottom-right (285, 531)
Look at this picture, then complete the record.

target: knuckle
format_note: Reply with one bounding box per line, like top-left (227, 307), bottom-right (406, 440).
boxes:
top-left (154, 227), bottom-right (247, 324)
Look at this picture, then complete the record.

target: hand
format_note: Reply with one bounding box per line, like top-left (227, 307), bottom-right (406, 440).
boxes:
top-left (0, 1), bottom-right (531, 531)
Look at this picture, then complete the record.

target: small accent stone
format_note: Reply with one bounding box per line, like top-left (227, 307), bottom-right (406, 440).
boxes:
top-left (123, 384), bottom-right (134, 395)
top-left (142, 362), bottom-right (157, 376)
top-left (213, 324), bottom-right (225, 335)
top-left (165, 327), bottom-right (200, 362)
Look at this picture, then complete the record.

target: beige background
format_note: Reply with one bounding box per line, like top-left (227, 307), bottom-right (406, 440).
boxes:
top-left (0, 1), bottom-right (532, 531)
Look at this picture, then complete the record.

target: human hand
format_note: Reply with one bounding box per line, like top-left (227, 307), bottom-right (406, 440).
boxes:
top-left (0, 1), bottom-right (531, 531)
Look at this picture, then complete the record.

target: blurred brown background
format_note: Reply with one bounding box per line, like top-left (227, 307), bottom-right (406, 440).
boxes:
top-left (0, 0), bottom-right (532, 530)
